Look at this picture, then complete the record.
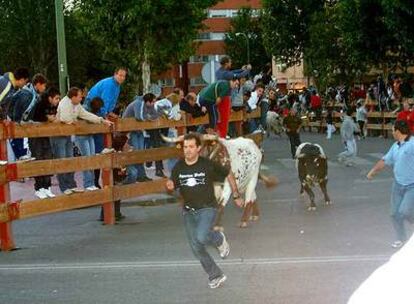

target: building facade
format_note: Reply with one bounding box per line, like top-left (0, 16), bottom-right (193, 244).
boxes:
top-left (157, 0), bottom-right (262, 95)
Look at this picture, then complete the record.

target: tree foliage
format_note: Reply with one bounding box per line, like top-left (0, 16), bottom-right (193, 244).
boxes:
top-left (261, 0), bottom-right (325, 67)
top-left (261, 0), bottom-right (414, 87)
top-left (224, 7), bottom-right (271, 75)
top-left (76, 0), bottom-right (218, 94)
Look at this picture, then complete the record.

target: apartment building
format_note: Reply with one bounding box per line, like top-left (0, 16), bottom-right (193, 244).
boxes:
top-left (157, 0), bottom-right (262, 95)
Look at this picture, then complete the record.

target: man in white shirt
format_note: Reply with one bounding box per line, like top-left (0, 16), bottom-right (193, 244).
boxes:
top-left (51, 87), bottom-right (112, 195)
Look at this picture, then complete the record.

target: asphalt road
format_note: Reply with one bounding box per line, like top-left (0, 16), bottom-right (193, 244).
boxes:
top-left (1, 131), bottom-right (408, 304)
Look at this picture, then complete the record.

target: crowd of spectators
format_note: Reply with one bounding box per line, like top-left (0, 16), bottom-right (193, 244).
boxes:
top-left (1, 62), bottom-right (413, 219)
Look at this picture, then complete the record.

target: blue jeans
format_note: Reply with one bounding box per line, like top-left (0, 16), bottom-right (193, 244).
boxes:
top-left (50, 136), bottom-right (77, 192)
top-left (76, 135), bottom-right (95, 188)
top-left (390, 182), bottom-right (414, 242)
top-left (125, 131), bottom-right (146, 184)
top-left (183, 207), bottom-right (223, 280)
top-left (11, 138), bottom-right (27, 159)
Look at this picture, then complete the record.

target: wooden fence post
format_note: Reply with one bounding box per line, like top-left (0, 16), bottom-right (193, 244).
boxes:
top-left (0, 123), bottom-right (15, 251)
top-left (102, 132), bottom-right (114, 225)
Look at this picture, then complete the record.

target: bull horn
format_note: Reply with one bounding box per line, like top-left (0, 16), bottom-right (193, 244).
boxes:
top-left (296, 153), bottom-right (305, 158)
top-left (160, 133), bottom-right (184, 143)
top-left (209, 144), bottom-right (221, 160)
top-left (201, 134), bottom-right (219, 141)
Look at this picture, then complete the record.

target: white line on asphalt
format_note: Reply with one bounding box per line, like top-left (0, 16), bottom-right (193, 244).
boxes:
top-left (0, 255), bottom-right (389, 271)
top-left (260, 195), bottom-right (371, 204)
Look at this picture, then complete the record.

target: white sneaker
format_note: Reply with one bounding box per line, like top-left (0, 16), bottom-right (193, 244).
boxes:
top-left (17, 155), bottom-right (36, 162)
top-left (71, 187), bottom-right (84, 193)
top-left (391, 240), bottom-right (404, 248)
top-left (35, 189), bottom-right (48, 199)
top-left (64, 189), bottom-right (73, 195)
top-left (208, 274), bottom-right (227, 289)
top-left (0, 160), bottom-right (8, 166)
top-left (86, 186), bottom-right (99, 191)
top-left (43, 188), bottom-right (56, 198)
top-left (101, 148), bottom-right (115, 154)
top-left (217, 232), bottom-right (230, 259)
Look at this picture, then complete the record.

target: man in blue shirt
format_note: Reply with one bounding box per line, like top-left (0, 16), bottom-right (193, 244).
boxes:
top-left (367, 120), bottom-right (414, 248)
top-left (84, 67), bottom-right (127, 118)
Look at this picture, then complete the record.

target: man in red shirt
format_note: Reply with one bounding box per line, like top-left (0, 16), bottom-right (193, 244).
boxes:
top-left (310, 91), bottom-right (322, 120)
top-left (396, 101), bottom-right (414, 134)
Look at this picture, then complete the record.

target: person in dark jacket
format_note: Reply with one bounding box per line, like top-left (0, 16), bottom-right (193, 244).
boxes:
top-left (180, 92), bottom-right (207, 133)
top-left (29, 87), bottom-right (60, 199)
top-left (9, 73), bottom-right (48, 161)
top-left (283, 108), bottom-right (302, 158)
top-left (0, 67), bottom-right (30, 120)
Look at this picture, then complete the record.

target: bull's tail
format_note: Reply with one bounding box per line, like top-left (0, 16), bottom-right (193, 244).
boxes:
top-left (259, 172), bottom-right (278, 188)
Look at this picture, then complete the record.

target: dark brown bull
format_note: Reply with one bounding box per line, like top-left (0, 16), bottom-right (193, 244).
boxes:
top-left (296, 142), bottom-right (331, 211)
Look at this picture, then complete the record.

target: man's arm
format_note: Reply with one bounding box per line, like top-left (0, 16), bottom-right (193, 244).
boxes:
top-left (367, 159), bottom-right (386, 180)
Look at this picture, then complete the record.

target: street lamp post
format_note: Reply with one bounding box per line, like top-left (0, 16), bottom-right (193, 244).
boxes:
top-left (55, 0), bottom-right (69, 94)
top-left (235, 32), bottom-right (250, 64)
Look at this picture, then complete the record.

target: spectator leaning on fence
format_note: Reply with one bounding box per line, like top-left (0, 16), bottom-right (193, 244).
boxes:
top-left (246, 83), bottom-right (265, 133)
top-left (122, 93), bottom-right (158, 184)
top-left (29, 87), bottom-right (61, 199)
top-left (8, 73), bottom-right (48, 162)
top-left (52, 87), bottom-right (113, 195)
top-left (180, 92), bottom-right (207, 133)
top-left (0, 67), bottom-right (30, 120)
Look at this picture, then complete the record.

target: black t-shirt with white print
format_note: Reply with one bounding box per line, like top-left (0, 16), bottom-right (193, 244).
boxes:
top-left (171, 156), bottom-right (229, 209)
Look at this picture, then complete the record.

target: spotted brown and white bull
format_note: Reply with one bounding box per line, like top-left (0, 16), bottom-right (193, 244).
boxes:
top-left (295, 142), bottom-right (331, 211)
top-left (162, 133), bottom-right (277, 230)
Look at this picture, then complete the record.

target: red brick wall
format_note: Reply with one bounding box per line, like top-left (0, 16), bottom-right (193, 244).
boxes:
top-left (212, 0), bottom-right (262, 9)
top-left (202, 18), bottom-right (231, 32)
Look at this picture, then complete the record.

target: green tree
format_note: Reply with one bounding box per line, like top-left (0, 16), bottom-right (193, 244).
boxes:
top-left (77, 0), bottom-right (218, 95)
top-left (224, 7), bottom-right (271, 75)
top-left (0, 0), bottom-right (58, 77)
top-left (261, 0), bottom-right (325, 68)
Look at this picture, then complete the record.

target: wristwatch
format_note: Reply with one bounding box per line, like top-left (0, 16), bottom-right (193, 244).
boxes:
top-left (233, 193), bottom-right (240, 199)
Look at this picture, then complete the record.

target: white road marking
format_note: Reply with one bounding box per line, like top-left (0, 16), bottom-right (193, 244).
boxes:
top-left (260, 195), bottom-right (370, 204)
top-left (0, 255), bottom-right (389, 272)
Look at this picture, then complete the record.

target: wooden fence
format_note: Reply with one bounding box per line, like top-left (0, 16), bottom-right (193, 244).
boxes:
top-left (0, 109), bottom-right (260, 251)
top-left (304, 111), bottom-right (396, 136)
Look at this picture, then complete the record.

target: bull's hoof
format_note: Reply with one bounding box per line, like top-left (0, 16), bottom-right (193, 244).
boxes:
top-left (325, 201), bottom-right (332, 206)
top-left (307, 206), bottom-right (317, 211)
top-left (239, 221), bottom-right (248, 228)
top-left (213, 225), bottom-right (224, 232)
top-left (249, 215), bottom-right (259, 221)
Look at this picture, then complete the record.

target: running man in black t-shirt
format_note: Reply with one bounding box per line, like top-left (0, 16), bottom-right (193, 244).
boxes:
top-left (166, 133), bottom-right (243, 289)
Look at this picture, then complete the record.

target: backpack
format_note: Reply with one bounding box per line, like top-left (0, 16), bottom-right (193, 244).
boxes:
top-left (8, 84), bottom-right (38, 122)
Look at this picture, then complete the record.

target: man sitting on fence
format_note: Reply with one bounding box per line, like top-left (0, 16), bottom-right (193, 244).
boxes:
top-left (52, 87), bottom-right (113, 195)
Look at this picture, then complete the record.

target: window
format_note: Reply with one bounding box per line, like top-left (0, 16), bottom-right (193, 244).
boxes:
top-left (158, 78), bottom-right (175, 88)
top-left (208, 9), bottom-right (228, 18)
top-left (189, 55), bottom-right (210, 63)
top-left (210, 33), bottom-right (226, 41)
top-left (196, 32), bottom-right (210, 40)
top-left (190, 77), bottom-right (207, 86)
